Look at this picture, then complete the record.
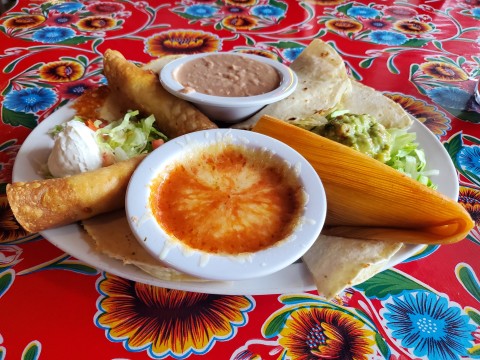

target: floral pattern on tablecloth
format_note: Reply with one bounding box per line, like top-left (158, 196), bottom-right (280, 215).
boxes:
top-left (0, 0), bottom-right (479, 359)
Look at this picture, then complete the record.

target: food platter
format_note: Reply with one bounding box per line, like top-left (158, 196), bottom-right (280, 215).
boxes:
top-left (12, 103), bottom-right (459, 295)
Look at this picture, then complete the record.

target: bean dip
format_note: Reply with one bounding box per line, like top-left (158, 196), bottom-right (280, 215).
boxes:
top-left (174, 53), bottom-right (281, 97)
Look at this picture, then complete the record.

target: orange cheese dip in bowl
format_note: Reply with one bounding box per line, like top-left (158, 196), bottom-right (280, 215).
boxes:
top-left (149, 143), bottom-right (304, 255)
top-left (126, 129), bottom-right (326, 281)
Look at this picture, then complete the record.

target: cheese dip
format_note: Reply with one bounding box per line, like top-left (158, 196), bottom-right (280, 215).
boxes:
top-left (149, 142), bottom-right (305, 255)
top-left (174, 53), bottom-right (281, 97)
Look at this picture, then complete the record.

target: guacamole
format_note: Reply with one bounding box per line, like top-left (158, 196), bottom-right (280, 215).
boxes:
top-left (316, 111), bottom-right (392, 162)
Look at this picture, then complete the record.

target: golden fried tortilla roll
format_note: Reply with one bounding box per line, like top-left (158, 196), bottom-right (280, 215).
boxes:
top-left (103, 49), bottom-right (217, 138)
top-left (253, 115), bottom-right (474, 245)
top-left (6, 155), bottom-right (145, 233)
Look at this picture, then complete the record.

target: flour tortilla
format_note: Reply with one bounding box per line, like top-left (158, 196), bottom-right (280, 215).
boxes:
top-left (233, 39), bottom-right (352, 129)
top-left (302, 235), bottom-right (403, 299)
top-left (234, 39), bottom-right (412, 131)
top-left (82, 210), bottom-right (206, 282)
top-left (340, 80), bottom-right (412, 129)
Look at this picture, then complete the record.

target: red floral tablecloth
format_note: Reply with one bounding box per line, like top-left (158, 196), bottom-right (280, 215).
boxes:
top-left (1, 1), bottom-right (479, 359)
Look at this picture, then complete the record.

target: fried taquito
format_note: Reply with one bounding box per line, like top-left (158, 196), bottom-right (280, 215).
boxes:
top-left (103, 49), bottom-right (217, 138)
top-left (253, 115), bottom-right (474, 245)
top-left (7, 155), bottom-right (145, 233)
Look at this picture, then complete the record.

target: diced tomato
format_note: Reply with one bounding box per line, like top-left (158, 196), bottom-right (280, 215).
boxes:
top-left (85, 118), bottom-right (108, 131)
top-left (102, 152), bottom-right (115, 167)
top-left (152, 139), bottom-right (165, 149)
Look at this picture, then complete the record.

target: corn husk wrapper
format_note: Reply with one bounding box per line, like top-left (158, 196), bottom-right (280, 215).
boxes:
top-left (253, 115), bottom-right (474, 245)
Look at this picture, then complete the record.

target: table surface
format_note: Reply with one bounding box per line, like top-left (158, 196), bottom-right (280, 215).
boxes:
top-left (1, 0), bottom-right (479, 359)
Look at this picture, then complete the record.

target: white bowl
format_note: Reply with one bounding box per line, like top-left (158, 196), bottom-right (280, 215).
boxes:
top-left (159, 52), bottom-right (298, 123)
top-left (125, 129), bottom-right (326, 281)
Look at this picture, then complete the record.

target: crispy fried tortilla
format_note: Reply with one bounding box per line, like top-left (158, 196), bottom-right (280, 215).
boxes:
top-left (103, 49), bottom-right (217, 138)
top-left (7, 155), bottom-right (145, 233)
top-left (82, 210), bottom-right (207, 282)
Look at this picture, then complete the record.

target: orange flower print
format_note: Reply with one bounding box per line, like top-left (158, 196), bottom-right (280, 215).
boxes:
top-left (226, 0), bottom-right (257, 5)
top-left (393, 19), bottom-right (432, 34)
top-left (384, 93), bottom-right (450, 136)
top-left (95, 274), bottom-right (253, 357)
top-left (458, 186), bottom-right (480, 226)
top-left (326, 18), bottom-right (362, 33)
top-left (39, 61), bottom-right (85, 82)
top-left (420, 61), bottom-right (468, 82)
top-left (86, 2), bottom-right (125, 14)
top-left (222, 15), bottom-right (258, 30)
top-left (76, 16), bottom-right (116, 31)
top-left (145, 30), bottom-right (220, 56)
top-left (3, 15), bottom-right (46, 29)
top-left (278, 307), bottom-right (375, 359)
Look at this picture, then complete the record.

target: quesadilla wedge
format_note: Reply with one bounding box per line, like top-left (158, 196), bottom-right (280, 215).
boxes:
top-left (82, 210), bottom-right (206, 282)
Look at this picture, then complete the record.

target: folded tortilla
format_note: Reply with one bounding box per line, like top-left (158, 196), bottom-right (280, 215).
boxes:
top-left (234, 39), bottom-right (412, 131)
top-left (302, 235), bottom-right (403, 299)
top-left (7, 155), bottom-right (145, 233)
top-left (253, 115), bottom-right (474, 245)
top-left (233, 39), bottom-right (352, 129)
top-left (339, 80), bottom-right (412, 129)
top-left (82, 210), bottom-right (205, 281)
top-left (103, 49), bottom-right (217, 138)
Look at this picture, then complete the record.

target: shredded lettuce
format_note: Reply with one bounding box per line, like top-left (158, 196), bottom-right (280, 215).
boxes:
top-left (386, 128), bottom-right (438, 189)
top-left (291, 110), bottom-right (439, 189)
top-left (95, 110), bottom-right (168, 161)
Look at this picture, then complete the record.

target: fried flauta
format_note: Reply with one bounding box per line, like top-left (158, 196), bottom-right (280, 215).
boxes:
top-left (103, 49), bottom-right (217, 138)
top-left (6, 155), bottom-right (145, 233)
top-left (253, 115), bottom-right (474, 245)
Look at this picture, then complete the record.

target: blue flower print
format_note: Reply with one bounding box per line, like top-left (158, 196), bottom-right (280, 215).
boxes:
top-left (383, 291), bottom-right (475, 360)
top-left (283, 46), bottom-right (304, 62)
top-left (185, 5), bottom-right (217, 18)
top-left (369, 30), bottom-right (407, 45)
top-left (427, 87), bottom-right (472, 110)
top-left (457, 145), bottom-right (480, 175)
top-left (347, 6), bottom-right (380, 18)
top-left (472, 8), bottom-right (480, 19)
top-left (32, 26), bottom-right (76, 43)
top-left (252, 5), bottom-right (285, 18)
top-left (4, 87), bottom-right (57, 113)
top-left (49, 2), bottom-right (84, 13)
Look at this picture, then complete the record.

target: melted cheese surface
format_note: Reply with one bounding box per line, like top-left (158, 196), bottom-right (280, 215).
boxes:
top-left (149, 143), bottom-right (305, 254)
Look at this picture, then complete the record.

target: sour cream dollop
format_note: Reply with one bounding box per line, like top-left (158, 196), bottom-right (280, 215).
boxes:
top-left (47, 120), bottom-right (102, 178)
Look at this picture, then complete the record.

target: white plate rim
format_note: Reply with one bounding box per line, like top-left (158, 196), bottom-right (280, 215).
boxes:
top-left (11, 103), bottom-right (459, 295)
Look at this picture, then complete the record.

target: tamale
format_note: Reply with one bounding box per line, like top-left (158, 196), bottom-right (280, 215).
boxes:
top-left (7, 155), bottom-right (145, 233)
top-left (253, 115), bottom-right (474, 245)
top-left (103, 49), bottom-right (217, 138)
